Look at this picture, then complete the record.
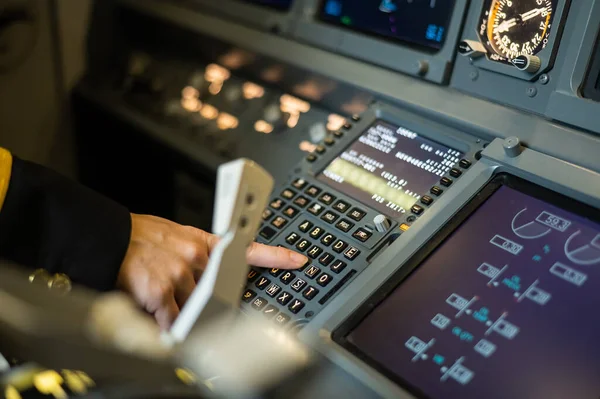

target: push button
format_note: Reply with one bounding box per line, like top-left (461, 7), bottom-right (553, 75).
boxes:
top-left (286, 232), bottom-right (300, 245)
top-left (306, 154), bottom-right (317, 163)
top-left (288, 299), bottom-right (305, 314)
top-left (271, 216), bottom-right (288, 229)
top-left (333, 131), bottom-right (344, 138)
top-left (411, 204), bottom-right (424, 215)
top-left (348, 208), bottom-right (366, 221)
top-left (299, 220), bottom-right (313, 233)
top-left (302, 286), bottom-right (319, 300)
top-left (440, 177), bottom-right (453, 187)
top-left (305, 265), bottom-right (321, 279)
top-left (459, 159), bottom-right (472, 169)
top-left (266, 284), bottom-right (282, 297)
top-left (262, 209), bottom-right (274, 221)
top-left (251, 297), bottom-right (267, 310)
top-left (291, 278), bottom-right (307, 292)
top-left (281, 189), bottom-right (296, 200)
top-left (315, 145), bottom-right (326, 154)
top-left (343, 122), bottom-right (352, 130)
top-left (274, 313), bottom-right (291, 325)
top-left (332, 240), bottom-right (349, 253)
top-left (420, 195), bottom-right (434, 206)
top-left (270, 199), bottom-right (285, 210)
top-left (317, 273), bottom-right (333, 287)
top-left (255, 277), bottom-right (271, 290)
top-left (292, 178), bottom-right (308, 190)
top-left (263, 305), bottom-right (278, 319)
top-left (296, 239), bottom-right (311, 252)
top-left (247, 269), bottom-right (259, 282)
top-left (242, 289), bottom-right (256, 303)
top-left (307, 245), bottom-right (323, 259)
top-left (280, 271), bottom-right (296, 285)
top-left (305, 186), bottom-right (322, 197)
top-left (352, 228), bottom-right (372, 242)
top-left (344, 246), bottom-right (361, 260)
top-left (269, 268), bottom-right (283, 277)
top-left (333, 200), bottom-right (350, 213)
top-left (307, 203), bottom-right (325, 216)
top-left (450, 168), bottom-right (462, 178)
top-left (321, 211), bottom-right (339, 224)
top-left (319, 193), bottom-right (336, 205)
top-left (293, 196), bottom-right (310, 208)
top-left (282, 206), bottom-right (299, 218)
top-left (331, 260), bottom-right (347, 274)
top-left (259, 226), bottom-right (277, 240)
top-left (276, 292), bottom-right (293, 306)
top-left (335, 219), bottom-right (354, 232)
top-left (321, 233), bottom-right (336, 246)
top-left (319, 252), bottom-right (334, 266)
top-left (309, 227), bottom-right (325, 239)
top-left (430, 186), bottom-right (443, 196)
top-left (324, 137), bottom-right (335, 147)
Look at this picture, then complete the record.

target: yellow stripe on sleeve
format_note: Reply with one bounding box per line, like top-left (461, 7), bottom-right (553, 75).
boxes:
top-left (0, 147), bottom-right (13, 213)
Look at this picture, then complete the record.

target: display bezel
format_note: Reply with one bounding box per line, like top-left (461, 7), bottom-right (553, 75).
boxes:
top-left (331, 172), bottom-right (600, 397)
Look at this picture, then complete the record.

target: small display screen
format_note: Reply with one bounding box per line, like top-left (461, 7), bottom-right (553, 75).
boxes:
top-left (319, 0), bottom-right (456, 51)
top-left (340, 181), bottom-right (600, 399)
top-left (240, 0), bottom-right (293, 10)
top-left (317, 120), bottom-right (463, 218)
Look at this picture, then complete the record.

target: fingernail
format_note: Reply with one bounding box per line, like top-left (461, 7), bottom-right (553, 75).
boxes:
top-left (290, 251), bottom-right (308, 266)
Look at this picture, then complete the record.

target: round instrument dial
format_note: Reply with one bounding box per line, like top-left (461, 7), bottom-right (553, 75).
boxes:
top-left (479, 0), bottom-right (557, 62)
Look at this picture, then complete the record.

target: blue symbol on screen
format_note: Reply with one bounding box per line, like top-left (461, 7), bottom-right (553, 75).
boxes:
top-left (379, 0), bottom-right (397, 13)
top-left (324, 0), bottom-right (342, 17)
top-left (543, 244), bottom-right (551, 254)
top-left (433, 354), bottom-right (445, 365)
top-left (532, 254), bottom-right (542, 262)
top-left (426, 24), bottom-right (445, 43)
top-left (473, 307), bottom-right (489, 323)
top-left (503, 275), bottom-right (521, 291)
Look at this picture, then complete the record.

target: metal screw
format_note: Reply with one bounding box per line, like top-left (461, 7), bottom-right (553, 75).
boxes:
top-left (539, 74), bottom-right (550, 85)
top-left (469, 70), bottom-right (479, 81)
top-left (526, 87), bottom-right (538, 97)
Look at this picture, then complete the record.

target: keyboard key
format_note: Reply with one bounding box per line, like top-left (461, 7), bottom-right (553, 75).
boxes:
top-left (344, 246), bottom-right (361, 260)
top-left (262, 209), bottom-right (274, 221)
top-left (276, 292), bottom-right (293, 306)
top-left (319, 252), bottom-right (334, 266)
top-left (333, 200), bottom-right (350, 213)
top-left (270, 198), bottom-right (285, 210)
top-left (255, 277), bottom-right (271, 290)
top-left (271, 216), bottom-right (288, 229)
top-left (305, 186), bottom-right (321, 198)
top-left (280, 271), bottom-right (296, 285)
top-left (242, 289), bottom-right (257, 303)
top-left (299, 220), bottom-right (313, 233)
top-left (281, 189), bottom-right (296, 200)
top-left (317, 273), bottom-right (333, 287)
top-left (335, 219), bottom-right (354, 232)
top-left (292, 178), bottom-right (308, 190)
top-left (430, 186), bottom-right (443, 196)
top-left (333, 130), bottom-right (344, 138)
top-left (459, 159), bottom-right (472, 169)
top-left (309, 226), bottom-right (325, 239)
top-left (324, 137), bottom-right (335, 147)
top-left (305, 265), bottom-right (321, 279)
top-left (420, 195), bottom-right (434, 206)
top-left (331, 260), bottom-right (347, 273)
top-left (269, 268), bottom-right (283, 277)
top-left (283, 206), bottom-right (299, 218)
top-left (450, 168), bottom-right (462, 178)
top-left (332, 240), bottom-right (349, 253)
top-left (274, 313), bottom-right (291, 325)
top-left (411, 204), bottom-right (424, 215)
top-left (440, 177), bottom-right (453, 187)
top-left (321, 233), bottom-right (336, 246)
top-left (296, 239), bottom-right (311, 252)
top-left (288, 299), bottom-right (305, 314)
top-left (259, 226), bottom-right (277, 240)
top-left (321, 211), bottom-right (339, 224)
top-left (263, 305), bottom-right (278, 319)
top-left (303, 286), bottom-right (319, 300)
top-left (247, 269), bottom-right (259, 282)
top-left (307, 245), bottom-right (323, 259)
top-left (251, 297), bottom-right (267, 310)
top-left (293, 196), bottom-right (310, 208)
top-left (266, 284), bottom-right (282, 297)
top-left (352, 228), bottom-right (372, 242)
top-left (307, 203), bottom-right (325, 216)
top-left (286, 232), bottom-right (301, 245)
top-left (348, 208), bottom-right (366, 221)
top-left (319, 193), bottom-right (336, 205)
top-left (291, 278), bottom-right (307, 292)
top-left (315, 145), bottom-right (326, 154)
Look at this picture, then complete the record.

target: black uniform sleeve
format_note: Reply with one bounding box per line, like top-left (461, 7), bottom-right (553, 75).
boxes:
top-left (0, 156), bottom-right (132, 291)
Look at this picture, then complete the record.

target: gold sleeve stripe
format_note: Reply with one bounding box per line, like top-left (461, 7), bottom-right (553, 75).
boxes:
top-left (0, 147), bottom-right (13, 213)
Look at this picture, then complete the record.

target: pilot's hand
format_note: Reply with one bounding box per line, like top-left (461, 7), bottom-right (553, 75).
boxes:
top-left (116, 214), bottom-right (308, 330)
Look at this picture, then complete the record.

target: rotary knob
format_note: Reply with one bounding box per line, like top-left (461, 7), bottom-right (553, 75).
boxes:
top-left (503, 136), bottom-right (523, 158)
top-left (511, 55), bottom-right (541, 73)
top-left (374, 214), bottom-right (391, 233)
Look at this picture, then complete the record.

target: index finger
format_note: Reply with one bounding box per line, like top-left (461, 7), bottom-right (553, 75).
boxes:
top-left (246, 243), bottom-right (308, 269)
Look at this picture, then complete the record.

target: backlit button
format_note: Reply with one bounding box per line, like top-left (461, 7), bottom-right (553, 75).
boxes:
top-left (307, 203), bottom-right (325, 216)
top-left (331, 260), bottom-right (347, 274)
top-left (450, 168), bottom-right (462, 178)
top-left (319, 193), bottom-right (336, 205)
top-left (288, 299), bottom-right (305, 314)
top-left (315, 145), bottom-right (326, 154)
top-left (310, 227), bottom-right (325, 239)
top-left (296, 239), bottom-right (311, 252)
top-left (317, 273), bottom-right (333, 287)
top-left (305, 265), bottom-right (321, 279)
top-left (459, 159), bottom-right (472, 169)
top-left (348, 208), bottom-right (366, 221)
top-left (262, 209), bottom-right (274, 221)
top-left (332, 240), bottom-right (349, 253)
top-left (255, 277), bottom-right (271, 290)
top-left (269, 268), bottom-right (283, 277)
top-left (400, 223), bottom-right (410, 232)
top-left (333, 131), bottom-right (344, 138)
top-left (321, 233), bottom-right (336, 246)
top-left (430, 186), bottom-right (443, 196)
top-left (299, 220), bottom-right (313, 233)
top-left (274, 313), bottom-right (291, 325)
top-left (281, 189), bottom-right (296, 200)
top-left (306, 154), bottom-right (317, 163)
top-left (440, 177), bottom-right (453, 187)
top-left (352, 228), bottom-right (372, 242)
top-left (305, 186), bottom-right (322, 198)
top-left (335, 219), bottom-right (354, 233)
top-left (303, 286), bottom-right (319, 300)
top-left (319, 252), bottom-right (334, 266)
top-left (270, 199), bottom-right (285, 210)
top-left (242, 289), bottom-right (257, 303)
top-left (324, 137), bottom-right (335, 147)
top-left (411, 205), bottom-right (424, 215)
top-left (292, 178), bottom-right (308, 190)
top-left (259, 226), bottom-right (277, 240)
top-left (276, 292), bottom-right (293, 306)
top-left (280, 271), bottom-right (296, 285)
top-left (333, 200), bottom-right (350, 213)
top-left (321, 211), bottom-right (339, 224)
top-left (271, 216), bottom-right (288, 229)
top-left (266, 284), bottom-right (282, 297)
top-left (420, 195), bottom-right (434, 206)
top-left (307, 245), bottom-right (323, 259)
top-left (263, 305), bottom-right (278, 319)
top-left (251, 297), bottom-right (267, 310)
top-left (293, 196), bottom-right (310, 208)
top-left (283, 206), bottom-right (299, 218)
top-left (291, 278), bottom-right (307, 292)
top-left (286, 232), bottom-right (300, 245)
top-left (344, 246), bottom-right (361, 260)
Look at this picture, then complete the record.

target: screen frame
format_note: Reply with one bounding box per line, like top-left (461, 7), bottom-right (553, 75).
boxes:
top-left (291, 0), bottom-right (469, 84)
top-left (331, 172), bottom-right (600, 397)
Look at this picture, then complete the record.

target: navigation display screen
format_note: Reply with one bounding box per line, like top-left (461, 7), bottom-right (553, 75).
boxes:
top-left (241, 0), bottom-right (293, 10)
top-left (317, 120), bottom-right (463, 218)
top-left (338, 179), bottom-right (600, 399)
top-left (319, 0), bottom-right (456, 51)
